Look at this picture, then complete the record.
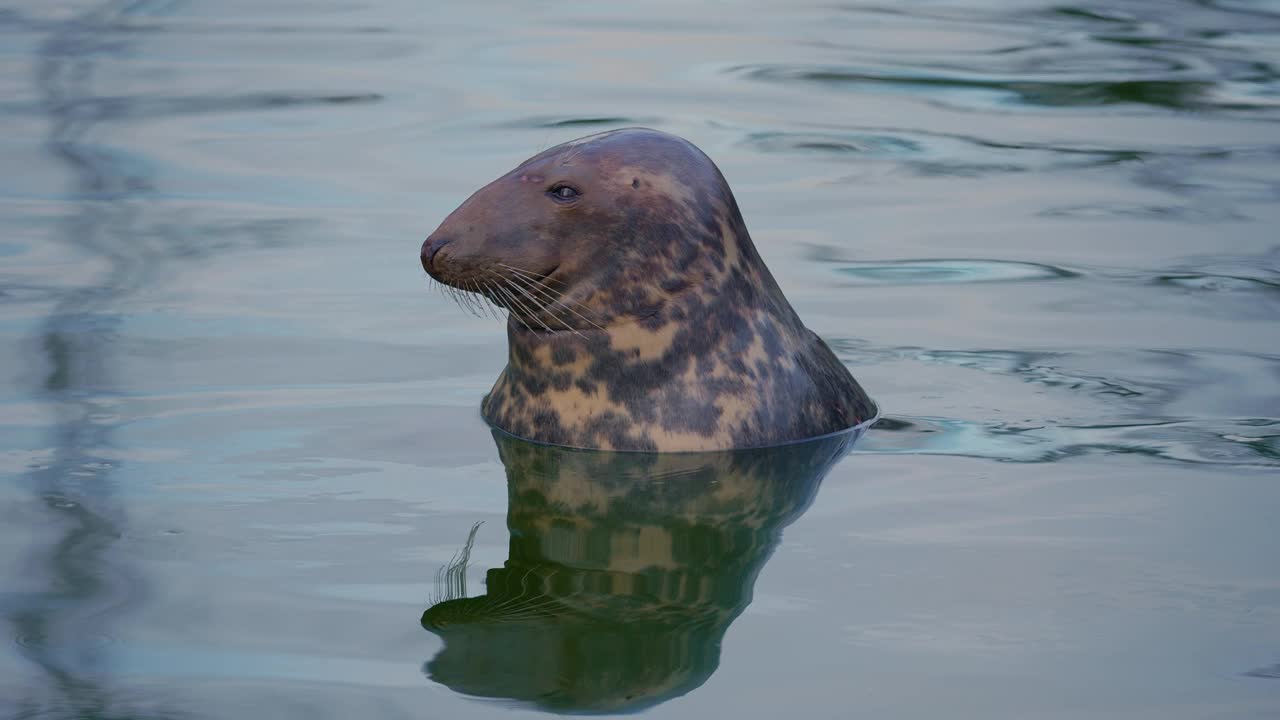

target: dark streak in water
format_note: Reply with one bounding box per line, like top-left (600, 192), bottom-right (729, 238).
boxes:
top-left (0, 92), bottom-right (384, 120)
top-left (1244, 662), bottom-right (1280, 679)
top-left (7, 2), bottom-right (186, 718)
top-left (743, 131), bottom-right (921, 156)
top-left (1154, 273), bottom-right (1280, 293)
top-left (1040, 203), bottom-right (1246, 222)
top-left (805, 247), bottom-right (1079, 285)
top-left (833, 259), bottom-right (1079, 285)
top-left (742, 126), bottom-right (1166, 178)
top-left (502, 115), bottom-right (662, 129)
top-left (730, 62), bottom-right (1227, 111)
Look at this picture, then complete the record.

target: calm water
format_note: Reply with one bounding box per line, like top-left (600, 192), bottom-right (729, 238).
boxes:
top-left (2, 0), bottom-right (1279, 717)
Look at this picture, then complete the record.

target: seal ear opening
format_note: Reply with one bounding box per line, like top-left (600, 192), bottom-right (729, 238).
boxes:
top-left (632, 178), bottom-right (640, 189)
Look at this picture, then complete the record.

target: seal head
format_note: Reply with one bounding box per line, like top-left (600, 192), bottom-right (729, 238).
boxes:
top-left (421, 127), bottom-right (875, 451)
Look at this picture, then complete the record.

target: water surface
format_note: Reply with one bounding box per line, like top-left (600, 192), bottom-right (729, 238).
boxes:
top-left (1, 0), bottom-right (1278, 718)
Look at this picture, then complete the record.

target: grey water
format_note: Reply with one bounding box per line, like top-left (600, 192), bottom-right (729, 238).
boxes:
top-left (1, 0), bottom-right (1278, 717)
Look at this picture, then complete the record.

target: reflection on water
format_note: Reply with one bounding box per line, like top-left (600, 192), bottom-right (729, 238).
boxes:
top-left (862, 414), bottom-right (1279, 466)
top-left (8, 2), bottom-right (157, 718)
top-left (421, 428), bottom-right (862, 714)
top-left (732, 0), bottom-right (1280, 113)
top-left (833, 259), bottom-right (1076, 285)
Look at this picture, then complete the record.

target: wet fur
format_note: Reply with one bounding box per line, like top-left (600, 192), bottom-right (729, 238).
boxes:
top-left (422, 128), bottom-right (875, 451)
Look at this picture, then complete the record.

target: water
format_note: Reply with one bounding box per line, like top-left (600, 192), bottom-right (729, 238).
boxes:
top-left (1, 0), bottom-right (1278, 717)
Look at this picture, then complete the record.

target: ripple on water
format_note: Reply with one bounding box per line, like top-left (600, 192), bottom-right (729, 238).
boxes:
top-left (828, 258), bottom-right (1078, 285)
top-left (728, 60), bottom-right (1229, 112)
top-left (0, 91), bottom-right (385, 121)
top-left (909, 349), bottom-right (1161, 400)
top-left (743, 131), bottom-right (921, 157)
top-left (501, 115), bottom-right (662, 129)
top-left (1039, 204), bottom-right (1246, 222)
top-left (1244, 663), bottom-right (1280, 679)
top-left (1154, 273), bottom-right (1280, 293)
top-left (1119, 249), bottom-right (1280, 296)
top-left (859, 415), bottom-right (1280, 467)
top-left (744, 0), bottom-right (1280, 113)
top-left (740, 128), bottom-right (1145, 176)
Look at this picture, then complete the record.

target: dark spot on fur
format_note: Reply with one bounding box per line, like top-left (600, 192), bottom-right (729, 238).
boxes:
top-left (582, 411), bottom-right (635, 449)
top-left (530, 407), bottom-right (569, 446)
top-left (760, 322), bottom-right (785, 359)
top-left (696, 353), bottom-right (715, 376)
top-left (632, 433), bottom-right (658, 452)
top-left (549, 369), bottom-right (572, 392)
top-left (551, 344), bottom-right (576, 366)
top-left (658, 384), bottom-right (722, 437)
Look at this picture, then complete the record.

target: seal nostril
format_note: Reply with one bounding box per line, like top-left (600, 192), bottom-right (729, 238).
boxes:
top-left (421, 237), bottom-right (453, 273)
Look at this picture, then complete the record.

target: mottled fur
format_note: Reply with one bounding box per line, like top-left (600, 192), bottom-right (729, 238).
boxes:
top-left (421, 128), bottom-right (875, 451)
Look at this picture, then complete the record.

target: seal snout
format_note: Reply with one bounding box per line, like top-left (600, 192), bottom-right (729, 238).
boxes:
top-left (421, 236), bottom-right (453, 275)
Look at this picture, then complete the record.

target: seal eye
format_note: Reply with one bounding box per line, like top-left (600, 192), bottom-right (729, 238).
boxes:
top-left (549, 184), bottom-right (579, 202)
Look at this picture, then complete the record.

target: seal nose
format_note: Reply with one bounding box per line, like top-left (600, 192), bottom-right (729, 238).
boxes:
top-left (421, 236), bottom-right (452, 274)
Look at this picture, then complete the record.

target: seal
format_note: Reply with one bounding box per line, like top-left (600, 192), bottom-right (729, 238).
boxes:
top-left (420, 127), bottom-right (875, 451)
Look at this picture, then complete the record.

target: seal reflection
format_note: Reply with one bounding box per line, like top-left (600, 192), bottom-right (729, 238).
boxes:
top-left (420, 425), bottom-right (869, 714)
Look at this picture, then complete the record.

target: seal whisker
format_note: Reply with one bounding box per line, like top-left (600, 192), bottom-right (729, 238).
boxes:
top-left (468, 281), bottom-right (494, 320)
top-left (497, 263), bottom-right (571, 289)
top-left (444, 284), bottom-right (464, 314)
top-left (494, 283), bottom-right (536, 332)
top-left (505, 279), bottom-right (557, 333)
top-left (495, 285), bottom-right (530, 331)
top-left (487, 281), bottom-right (512, 325)
top-left (498, 264), bottom-right (593, 312)
top-left (457, 282), bottom-right (474, 315)
top-left (480, 599), bottom-right (566, 621)
top-left (468, 281), bottom-right (490, 318)
top-left (505, 277), bottom-right (567, 332)
top-left (450, 284), bottom-right (473, 317)
top-left (501, 265), bottom-right (566, 294)
top-left (506, 276), bottom-right (595, 331)
top-left (502, 274), bottom-right (584, 337)
top-left (473, 278), bottom-right (497, 321)
top-left (480, 566), bottom-right (542, 610)
top-left (492, 283), bottom-right (519, 316)
top-left (460, 282), bottom-right (484, 318)
top-left (471, 276), bottom-right (501, 322)
top-left (499, 265), bottom-right (598, 319)
top-left (505, 272), bottom-right (605, 332)
top-left (479, 279), bottom-right (506, 323)
top-left (479, 589), bottom-right (564, 616)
